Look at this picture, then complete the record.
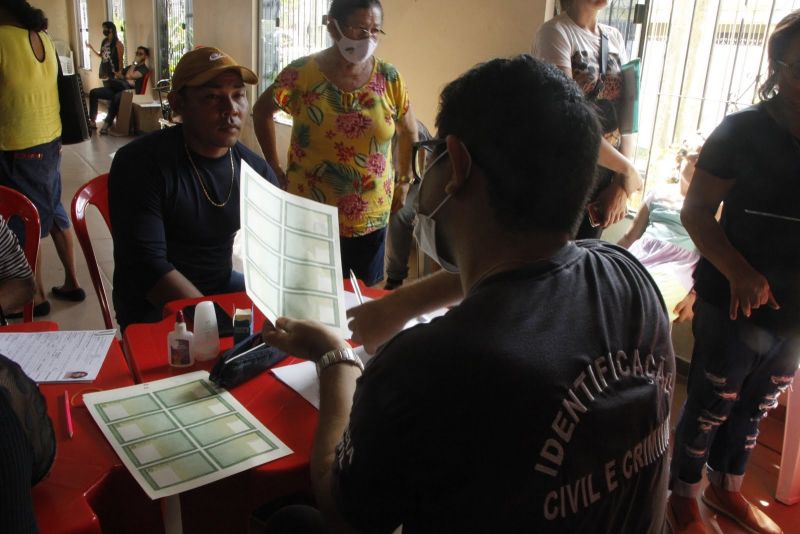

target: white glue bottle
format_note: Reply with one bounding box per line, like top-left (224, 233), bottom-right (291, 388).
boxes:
top-left (167, 311), bottom-right (194, 367)
top-left (191, 301), bottom-right (220, 362)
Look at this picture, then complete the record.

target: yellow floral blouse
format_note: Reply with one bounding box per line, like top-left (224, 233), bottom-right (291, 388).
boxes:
top-left (273, 55), bottom-right (410, 237)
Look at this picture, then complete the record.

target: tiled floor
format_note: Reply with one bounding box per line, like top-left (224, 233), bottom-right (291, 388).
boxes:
top-left (13, 133), bottom-right (800, 532)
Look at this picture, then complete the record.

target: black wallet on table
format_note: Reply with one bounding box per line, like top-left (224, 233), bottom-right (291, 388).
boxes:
top-left (209, 333), bottom-right (288, 389)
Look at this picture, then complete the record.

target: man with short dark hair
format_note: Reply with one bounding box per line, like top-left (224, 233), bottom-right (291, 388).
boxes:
top-left (109, 47), bottom-right (279, 330)
top-left (262, 55), bottom-right (675, 532)
top-left (89, 45), bottom-right (151, 134)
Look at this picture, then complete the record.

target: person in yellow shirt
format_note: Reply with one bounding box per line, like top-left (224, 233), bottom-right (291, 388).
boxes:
top-left (0, 0), bottom-right (85, 316)
top-left (254, 0), bottom-right (418, 286)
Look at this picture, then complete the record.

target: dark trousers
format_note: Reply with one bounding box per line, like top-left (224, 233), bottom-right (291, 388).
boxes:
top-left (670, 297), bottom-right (800, 497)
top-left (340, 227), bottom-right (387, 287)
top-left (89, 80), bottom-right (130, 124)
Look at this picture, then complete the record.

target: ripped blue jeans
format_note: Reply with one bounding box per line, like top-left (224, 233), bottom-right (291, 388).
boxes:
top-left (671, 297), bottom-right (800, 497)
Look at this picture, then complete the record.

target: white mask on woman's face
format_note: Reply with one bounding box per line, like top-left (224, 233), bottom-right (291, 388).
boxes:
top-left (333, 19), bottom-right (378, 64)
top-left (412, 149), bottom-right (471, 273)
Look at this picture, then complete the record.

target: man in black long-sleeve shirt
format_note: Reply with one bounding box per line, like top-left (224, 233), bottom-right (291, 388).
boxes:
top-left (109, 47), bottom-right (279, 330)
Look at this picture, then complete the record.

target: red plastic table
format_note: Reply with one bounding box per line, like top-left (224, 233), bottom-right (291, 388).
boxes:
top-left (0, 322), bottom-right (163, 534)
top-left (122, 281), bottom-right (381, 532)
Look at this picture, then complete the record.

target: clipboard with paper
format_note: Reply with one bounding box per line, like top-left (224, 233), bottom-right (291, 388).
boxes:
top-left (619, 58), bottom-right (641, 135)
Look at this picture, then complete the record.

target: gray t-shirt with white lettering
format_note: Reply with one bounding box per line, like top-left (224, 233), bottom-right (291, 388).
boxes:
top-left (332, 241), bottom-right (674, 533)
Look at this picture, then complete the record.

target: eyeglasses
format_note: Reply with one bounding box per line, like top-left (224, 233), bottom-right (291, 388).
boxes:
top-left (411, 139), bottom-right (447, 183)
top-left (344, 25), bottom-right (386, 40)
top-left (777, 60), bottom-right (800, 80)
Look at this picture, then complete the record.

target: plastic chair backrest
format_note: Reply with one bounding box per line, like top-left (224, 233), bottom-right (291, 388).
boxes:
top-left (71, 174), bottom-right (114, 329)
top-left (138, 70), bottom-right (152, 95)
top-left (0, 186), bottom-right (40, 322)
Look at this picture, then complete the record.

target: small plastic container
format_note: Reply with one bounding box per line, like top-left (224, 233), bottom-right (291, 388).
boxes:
top-left (191, 301), bottom-right (220, 362)
top-left (167, 311), bottom-right (194, 367)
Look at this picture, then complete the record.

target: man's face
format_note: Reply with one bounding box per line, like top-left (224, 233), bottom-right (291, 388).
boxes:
top-left (173, 70), bottom-right (249, 156)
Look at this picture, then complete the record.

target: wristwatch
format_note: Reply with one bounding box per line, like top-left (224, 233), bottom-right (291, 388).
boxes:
top-left (316, 347), bottom-right (364, 376)
top-left (396, 175), bottom-right (413, 185)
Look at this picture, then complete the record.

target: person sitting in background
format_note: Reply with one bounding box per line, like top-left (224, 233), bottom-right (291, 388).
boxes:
top-left (0, 215), bottom-right (35, 322)
top-left (109, 46), bottom-right (278, 331)
top-left (88, 45), bottom-right (150, 135)
top-left (262, 55), bottom-right (673, 533)
top-left (383, 119), bottom-right (432, 290)
top-left (618, 138), bottom-right (704, 322)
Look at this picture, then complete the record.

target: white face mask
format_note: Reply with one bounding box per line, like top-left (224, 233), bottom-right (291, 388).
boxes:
top-left (333, 19), bottom-right (378, 64)
top-left (412, 149), bottom-right (470, 273)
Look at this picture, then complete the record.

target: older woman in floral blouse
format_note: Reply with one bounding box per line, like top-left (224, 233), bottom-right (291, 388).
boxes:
top-left (254, 0), bottom-right (417, 286)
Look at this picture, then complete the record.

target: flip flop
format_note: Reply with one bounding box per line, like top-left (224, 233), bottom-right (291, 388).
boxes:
top-left (52, 286), bottom-right (86, 302)
top-left (6, 300), bottom-right (51, 319)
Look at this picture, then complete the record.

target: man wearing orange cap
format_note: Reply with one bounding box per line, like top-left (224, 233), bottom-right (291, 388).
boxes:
top-left (109, 47), bottom-right (279, 330)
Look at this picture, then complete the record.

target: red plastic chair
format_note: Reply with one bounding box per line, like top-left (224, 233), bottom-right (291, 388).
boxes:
top-left (71, 174), bottom-right (114, 329)
top-left (138, 70), bottom-right (152, 95)
top-left (0, 185), bottom-right (40, 322)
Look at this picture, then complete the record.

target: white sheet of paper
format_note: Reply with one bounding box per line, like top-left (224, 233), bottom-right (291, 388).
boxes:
top-left (240, 161), bottom-right (349, 337)
top-left (0, 330), bottom-right (115, 383)
top-left (84, 371), bottom-right (293, 499)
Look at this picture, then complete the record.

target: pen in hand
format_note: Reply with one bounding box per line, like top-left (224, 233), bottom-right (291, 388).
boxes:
top-left (349, 269), bottom-right (364, 305)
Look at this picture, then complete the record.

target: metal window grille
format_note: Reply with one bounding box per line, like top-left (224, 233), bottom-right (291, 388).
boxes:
top-left (635, 0), bottom-right (799, 196)
top-left (258, 0), bottom-right (332, 94)
top-left (77, 0), bottom-right (91, 69)
top-left (156, 0), bottom-right (194, 81)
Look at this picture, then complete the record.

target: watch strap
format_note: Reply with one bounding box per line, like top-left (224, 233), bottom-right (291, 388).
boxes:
top-left (316, 347), bottom-right (364, 376)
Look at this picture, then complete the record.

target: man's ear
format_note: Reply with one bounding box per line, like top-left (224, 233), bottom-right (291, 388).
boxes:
top-left (443, 134), bottom-right (471, 195)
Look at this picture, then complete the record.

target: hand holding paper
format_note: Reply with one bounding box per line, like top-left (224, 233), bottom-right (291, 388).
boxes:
top-left (262, 317), bottom-right (349, 363)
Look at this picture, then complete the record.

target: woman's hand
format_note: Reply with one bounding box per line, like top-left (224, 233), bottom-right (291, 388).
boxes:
top-left (593, 181), bottom-right (628, 228)
top-left (728, 266), bottom-right (780, 320)
top-left (262, 317), bottom-right (348, 362)
top-left (673, 290), bottom-right (696, 323)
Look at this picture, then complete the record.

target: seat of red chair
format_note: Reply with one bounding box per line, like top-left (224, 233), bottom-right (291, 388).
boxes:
top-left (138, 70), bottom-right (152, 95)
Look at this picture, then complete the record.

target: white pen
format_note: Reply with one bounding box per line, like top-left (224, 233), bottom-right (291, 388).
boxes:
top-left (744, 209), bottom-right (800, 223)
top-left (349, 269), bottom-right (364, 305)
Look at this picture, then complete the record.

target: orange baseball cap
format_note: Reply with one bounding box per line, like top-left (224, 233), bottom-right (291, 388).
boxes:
top-left (171, 46), bottom-right (257, 92)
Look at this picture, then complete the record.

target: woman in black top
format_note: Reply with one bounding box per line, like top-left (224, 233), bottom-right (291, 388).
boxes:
top-left (85, 20), bottom-right (124, 80)
top-left (669, 10), bottom-right (800, 534)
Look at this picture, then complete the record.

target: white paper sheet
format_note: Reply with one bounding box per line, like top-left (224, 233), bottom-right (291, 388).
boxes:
top-left (0, 330), bottom-right (115, 383)
top-left (84, 371), bottom-right (292, 500)
top-left (239, 161), bottom-right (349, 337)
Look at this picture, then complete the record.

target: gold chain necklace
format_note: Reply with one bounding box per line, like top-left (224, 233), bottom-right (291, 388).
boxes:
top-left (184, 144), bottom-right (235, 208)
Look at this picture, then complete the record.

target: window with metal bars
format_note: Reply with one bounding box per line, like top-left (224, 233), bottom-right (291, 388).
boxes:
top-left (258, 0), bottom-right (332, 95)
top-left (155, 0), bottom-right (194, 81)
top-left (635, 0), bottom-right (799, 197)
top-left (77, 0), bottom-right (91, 70)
